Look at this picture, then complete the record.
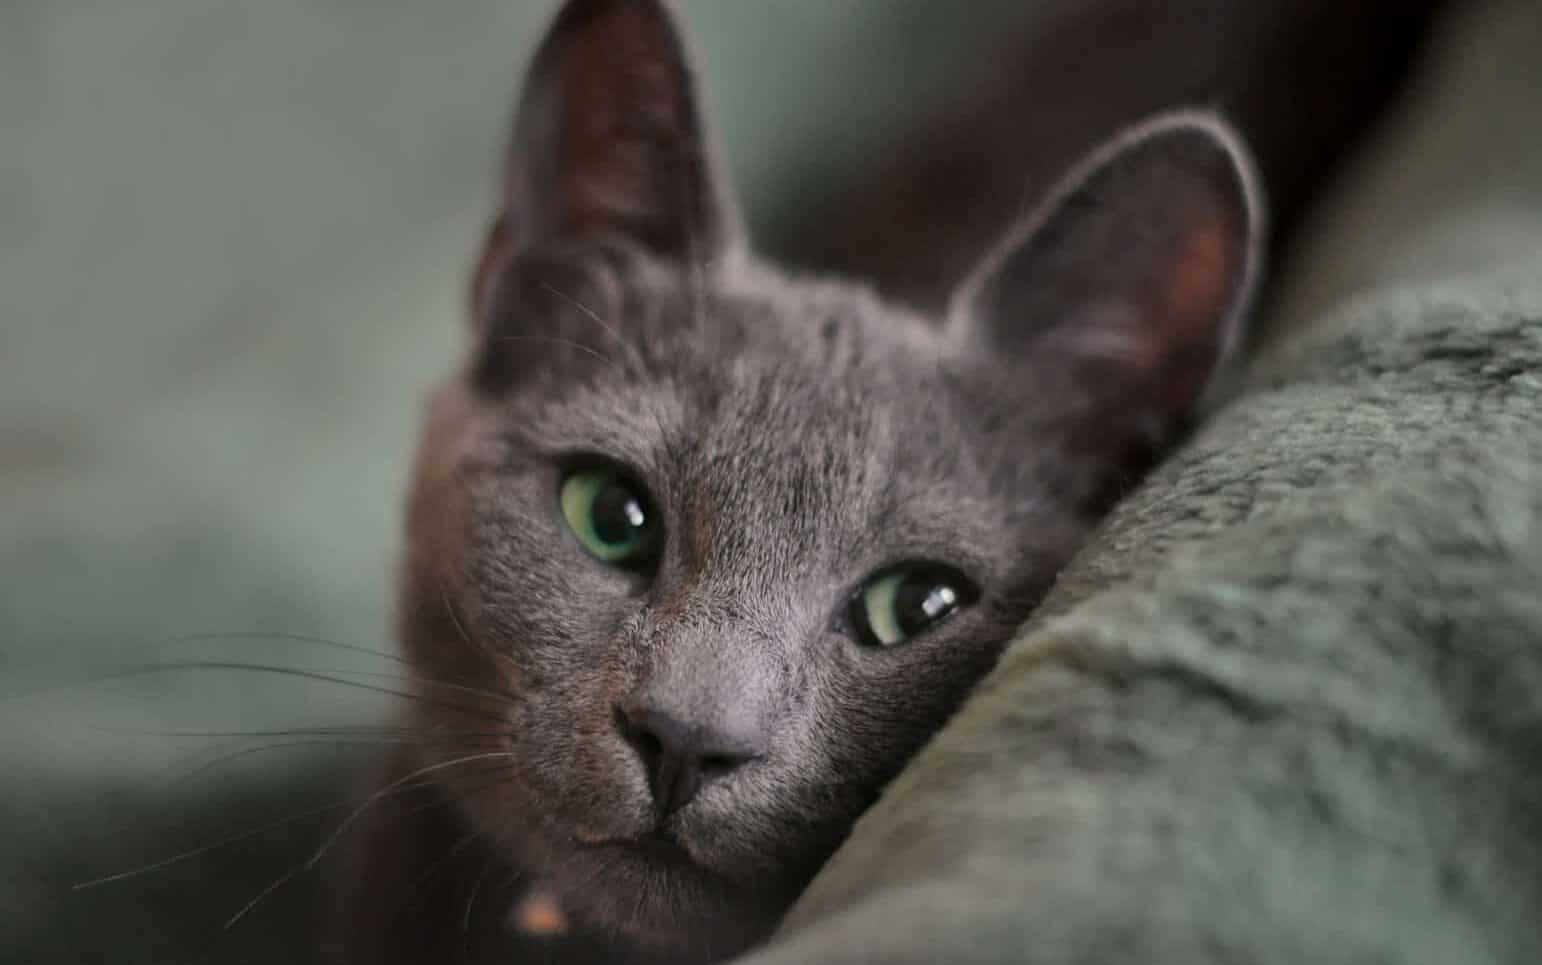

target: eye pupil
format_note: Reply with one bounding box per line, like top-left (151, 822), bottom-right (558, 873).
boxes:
top-left (894, 580), bottom-right (960, 635)
top-left (591, 483), bottom-right (647, 546)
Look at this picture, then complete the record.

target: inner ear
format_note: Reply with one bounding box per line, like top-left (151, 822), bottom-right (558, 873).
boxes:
top-left (953, 111), bottom-right (1263, 427)
top-left (502, 0), bottom-right (739, 263)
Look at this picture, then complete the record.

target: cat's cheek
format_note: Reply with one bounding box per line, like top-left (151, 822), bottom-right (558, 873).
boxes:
top-left (492, 661), bottom-right (654, 837)
top-left (806, 630), bottom-right (1002, 799)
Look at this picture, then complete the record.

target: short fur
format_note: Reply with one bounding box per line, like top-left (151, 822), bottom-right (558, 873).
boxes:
top-left (332, 2), bottom-right (1262, 961)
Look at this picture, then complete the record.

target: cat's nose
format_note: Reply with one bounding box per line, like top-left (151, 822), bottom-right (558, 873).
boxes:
top-left (616, 702), bottom-right (765, 815)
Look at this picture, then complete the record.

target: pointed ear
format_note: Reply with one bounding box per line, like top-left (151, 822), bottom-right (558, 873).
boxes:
top-left (952, 111), bottom-right (1263, 444)
top-left (472, 0), bottom-right (741, 320)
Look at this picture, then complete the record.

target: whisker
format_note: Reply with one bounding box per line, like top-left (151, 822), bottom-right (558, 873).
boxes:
top-left (145, 725), bottom-right (510, 741)
top-left (155, 631), bottom-right (522, 720)
top-left (77, 661), bottom-right (515, 727)
top-left (143, 723), bottom-right (425, 739)
top-left (224, 768), bottom-right (509, 933)
top-left (224, 864), bottom-right (304, 930)
top-left (234, 661), bottom-right (520, 711)
top-left (539, 281), bottom-right (651, 380)
top-left (462, 851), bottom-right (498, 947)
top-left (490, 326), bottom-right (683, 468)
top-left (151, 733), bottom-right (507, 793)
top-left (71, 761), bottom-right (520, 892)
top-left (533, 279), bottom-right (677, 464)
top-left (441, 583), bottom-right (477, 650)
top-left (223, 773), bottom-right (515, 933)
top-left (303, 752), bottom-right (519, 874)
top-left (437, 578), bottom-right (515, 680)
top-left (147, 723), bottom-right (517, 795)
top-left (491, 319), bottom-right (682, 482)
top-left (159, 631), bottom-right (405, 668)
top-left (492, 335), bottom-right (628, 380)
top-left (156, 738), bottom-right (411, 790)
top-left (216, 753), bottom-right (519, 930)
top-left (0, 632), bottom-right (398, 702)
top-left (73, 798), bottom-right (347, 892)
top-left (462, 850), bottom-right (493, 937)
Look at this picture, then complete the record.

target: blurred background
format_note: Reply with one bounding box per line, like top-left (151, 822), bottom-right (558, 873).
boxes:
top-left (1, 0), bottom-right (1494, 961)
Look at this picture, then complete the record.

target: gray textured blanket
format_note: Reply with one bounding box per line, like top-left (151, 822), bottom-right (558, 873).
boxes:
top-left (747, 3), bottom-right (1542, 960)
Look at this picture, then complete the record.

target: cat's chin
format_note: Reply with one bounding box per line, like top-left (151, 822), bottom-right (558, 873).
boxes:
top-left (490, 817), bottom-right (788, 964)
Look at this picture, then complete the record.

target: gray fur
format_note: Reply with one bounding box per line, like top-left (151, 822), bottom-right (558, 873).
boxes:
top-left (360, 0), bottom-right (1261, 961)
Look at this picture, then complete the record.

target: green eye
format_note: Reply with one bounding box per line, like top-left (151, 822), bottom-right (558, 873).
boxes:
top-left (851, 565), bottom-right (977, 648)
top-left (559, 466), bottom-right (660, 568)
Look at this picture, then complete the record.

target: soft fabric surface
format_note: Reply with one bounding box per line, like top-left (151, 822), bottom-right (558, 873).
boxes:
top-left (746, 2), bottom-right (1542, 961)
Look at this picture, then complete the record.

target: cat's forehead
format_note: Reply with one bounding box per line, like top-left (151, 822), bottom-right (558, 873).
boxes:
top-left (511, 269), bottom-right (988, 474)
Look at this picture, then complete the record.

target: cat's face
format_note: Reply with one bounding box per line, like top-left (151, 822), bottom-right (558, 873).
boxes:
top-left (402, 263), bottom-right (1093, 957)
top-left (395, 1), bottom-right (1260, 961)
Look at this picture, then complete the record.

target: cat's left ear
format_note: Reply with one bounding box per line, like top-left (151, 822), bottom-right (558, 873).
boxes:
top-left (951, 111), bottom-right (1263, 443)
top-left (475, 0), bottom-right (741, 308)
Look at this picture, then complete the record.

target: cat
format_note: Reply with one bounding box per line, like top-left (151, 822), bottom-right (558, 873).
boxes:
top-left (330, 1), bottom-right (1261, 962)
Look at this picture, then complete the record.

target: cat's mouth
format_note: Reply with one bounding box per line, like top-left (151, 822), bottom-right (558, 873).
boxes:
top-left (573, 826), bottom-right (699, 871)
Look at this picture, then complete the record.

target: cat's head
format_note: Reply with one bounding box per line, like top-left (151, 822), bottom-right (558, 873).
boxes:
top-left (398, 0), bottom-right (1261, 960)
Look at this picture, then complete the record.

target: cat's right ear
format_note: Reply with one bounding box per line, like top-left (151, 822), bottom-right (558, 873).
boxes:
top-left (471, 0), bottom-right (742, 326)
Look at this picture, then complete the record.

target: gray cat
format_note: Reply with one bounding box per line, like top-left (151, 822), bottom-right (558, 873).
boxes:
top-left (331, 1), bottom-right (1261, 962)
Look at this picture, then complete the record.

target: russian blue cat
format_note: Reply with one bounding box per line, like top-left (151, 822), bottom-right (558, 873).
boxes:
top-left (333, 1), bottom-right (1261, 962)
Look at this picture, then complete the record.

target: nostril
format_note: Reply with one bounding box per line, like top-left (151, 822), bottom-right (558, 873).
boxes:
top-left (615, 705), bottom-right (661, 763)
top-left (698, 753), bottom-right (739, 778)
top-left (614, 701), bottom-right (764, 815)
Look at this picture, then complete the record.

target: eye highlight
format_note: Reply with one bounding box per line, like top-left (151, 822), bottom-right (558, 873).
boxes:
top-left (851, 564), bottom-right (978, 648)
top-left (559, 465), bottom-right (660, 568)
